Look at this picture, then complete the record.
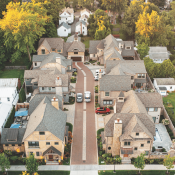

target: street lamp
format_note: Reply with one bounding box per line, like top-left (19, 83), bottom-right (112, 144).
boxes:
top-left (113, 157), bottom-right (116, 173)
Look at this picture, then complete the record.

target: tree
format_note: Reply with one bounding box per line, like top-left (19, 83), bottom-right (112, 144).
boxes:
top-left (0, 153), bottom-right (10, 173)
top-left (161, 59), bottom-right (175, 78)
top-left (122, 0), bottom-right (160, 39)
top-left (43, 20), bottom-right (58, 37)
top-left (163, 155), bottom-right (175, 174)
top-left (19, 88), bottom-right (26, 103)
top-left (134, 153), bottom-right (145, 174)
top-left (136, 43), bottom-right (149, 59)
top-left (25, 154), bottom-right (39, 175)
top-left (0, 1), bottom-right (49, 62)
top-left (149, 0), bottom-right (165, 7)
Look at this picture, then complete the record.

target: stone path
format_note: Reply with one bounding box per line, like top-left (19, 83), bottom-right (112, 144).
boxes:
top-left (64, 104), bottom-right (75, 125)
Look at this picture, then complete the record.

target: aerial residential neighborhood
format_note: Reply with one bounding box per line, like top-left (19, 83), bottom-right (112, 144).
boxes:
top-left (2, 0), bottom-right (175, 175)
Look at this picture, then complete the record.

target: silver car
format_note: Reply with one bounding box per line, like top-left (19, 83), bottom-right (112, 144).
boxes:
top-left (76, 93), bottom-right (83, 103)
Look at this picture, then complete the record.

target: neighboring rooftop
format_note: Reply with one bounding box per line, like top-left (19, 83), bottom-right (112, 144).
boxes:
top-left (58, 22), bottom-right (71, 29)
top-left (154, 78), bottom-right (175, 85)
top-left (66, 35), bottom-right (81, 43)
top-left (76, 20), bottom-right (87, 27)
top-left (89, 40), bottom-right (101, 54)
top-left (0, 78), bottom-right (18, 87)
top-left (60, 7), bottom-right (74, 15)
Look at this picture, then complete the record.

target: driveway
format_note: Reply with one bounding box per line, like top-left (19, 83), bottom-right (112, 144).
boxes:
top-left (71, 62), bottom-right (97, 165)
top-left (71, 17), bottom-right (79, 35)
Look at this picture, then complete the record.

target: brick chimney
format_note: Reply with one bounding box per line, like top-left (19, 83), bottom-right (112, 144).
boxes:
top-left (80, 21), bottom-right (82, 34)
top-left (51, 97), bottom-right (59, 110)
top-left (112, 118), bottom-right (122, 156)
top-left (55, 77), bottom-right (62, 86)
top-left (56, 57), bottom-right (61, 64)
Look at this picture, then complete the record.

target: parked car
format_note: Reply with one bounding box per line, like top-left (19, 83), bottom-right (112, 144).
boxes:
top-left (94, 76), bottom-right (99, 81)
top-left (96, 69), bottom-right (105, 76)
top-left (76, 93), bottom-right (83, 103)
top-left (95, 107), bottom-right (111, 114)
top-left (84, 91), bottom-right (91, 102)
top-left (73, 68), bottom-right (77, 73)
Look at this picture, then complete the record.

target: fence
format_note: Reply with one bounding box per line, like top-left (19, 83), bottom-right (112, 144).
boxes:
top-left (134, 51), bottom-right (140, 60)
top-left (149, 152), bottom-right (168, 159)
top-left (15, 102), bottom-right (29, 111)
top-left (5, 66), bottom-right (27, 70)
top-left (146, 74), bottom-right (155, 90)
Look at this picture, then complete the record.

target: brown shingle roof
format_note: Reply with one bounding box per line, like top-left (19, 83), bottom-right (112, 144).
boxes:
top-left (24, 70), bottom-right (52, 79)
top-left (67, 41), bottom-right (85, 52)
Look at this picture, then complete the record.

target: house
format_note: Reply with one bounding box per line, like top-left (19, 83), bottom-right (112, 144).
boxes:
top-left (1, 128), bottom-right (26, 152)
top-left (80, 8), bottom-right (92, 18)
top-left (22, 95), bottom-right (68, 163)
top-left (105, 60), bottom-right (147, 89)
top-left (75, 20), bottom-right (87, 36)
top-left (89, 34), bottom-right (135, 64)
top-left (37, 37), bottom-right (85, 62)
top-left (59, 7), bottom-right (74, 24)
top-left (24, 69), bottom-right (71, 103)
top-left (57, 22), bottom-right (71, 37)
top-left (146, 46), bottom-right (171, 63)
top-left (66, 34), bottom-right (81, 43)
top-left (32, 52), bottom-right (72, 75)
top-left (153, 78), bottom-right (175, 96)
top-left (79, 14), bottom-right (89, 25)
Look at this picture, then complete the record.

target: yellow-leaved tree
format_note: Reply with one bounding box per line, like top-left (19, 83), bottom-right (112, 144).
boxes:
top-left (0, 1), bottom-right (50, 62)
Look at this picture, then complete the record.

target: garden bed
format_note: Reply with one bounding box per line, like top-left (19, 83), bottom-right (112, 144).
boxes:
top-left (71, 77), bottom-right (76, 83)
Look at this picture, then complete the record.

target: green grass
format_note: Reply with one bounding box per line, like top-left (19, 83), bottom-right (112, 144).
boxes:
top-left (0, 69), bottom-right (24, 78)
top-left (113, 23), bottom-right (121, 28)
top-left (98, 170), bottom-right (175, 175)
top-left (0, 171), bottom-right (70, 175)
top-left (62, 157), bottom-right (70, 165)
top-left (81, 36), bottom-right (93, 48)
top-left (99, 157), bottom-right (105, 165)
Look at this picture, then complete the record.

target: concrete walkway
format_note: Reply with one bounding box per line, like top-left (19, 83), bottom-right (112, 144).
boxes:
top-left (7, 164), bottom-right (175, 171)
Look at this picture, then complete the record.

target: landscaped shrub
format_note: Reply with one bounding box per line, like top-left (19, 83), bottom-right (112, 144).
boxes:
top-left (95, 85), bottom-right (98, 93)
top-left (71, 77), bottom-right (76, 83)
top-left (4, 107), bottom-right (15, 128)
top-left (19, 88), bottom-right (26, 103)
top-left (66, 122), bottom-right (73, 132)
top-left (97, 62), bottom-right (100, 65)
top-left (109, 106), bottom-right (113, 110)
top-left (95, 103), bottom-right (100, 108)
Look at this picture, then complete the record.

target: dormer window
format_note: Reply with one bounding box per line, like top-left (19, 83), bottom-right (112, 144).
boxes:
top-left (126, 46), bottom-right (131, 50)
top-left (74, 49), bottom-right (78, 54)
top-left (57, 50), bottom-right (61, 52)
top-left (41, 49), bottom-right (45, 54)
top-left (52, 49), bottom-right (55, 51)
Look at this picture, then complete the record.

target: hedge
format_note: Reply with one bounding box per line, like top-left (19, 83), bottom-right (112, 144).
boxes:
top-left (19, 88), bottom-right (26, 103)
top-left (4, 107), bottom-right (15, 128)
top-left (66, 122), bottom-right (73, 132)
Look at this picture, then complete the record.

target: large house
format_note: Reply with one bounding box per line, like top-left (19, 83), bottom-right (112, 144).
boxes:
top-left (22, 95), bottom-right (68, 163)
top-left (79, 9), bottom-right (92, 25)
top-left (59, 7), bottom-right (74, 24)
top-left (146, 46), bottom-right (170, 64)
top-left (89, 34), bottom-right (135, 64)
top-left (57, 22), bottom-right (71, 37)
top-left (153, 78), bottom-right (175, 96)
top-left (37, 37), bottom-right (85, 62)
top-left (105, 60), bottom-right (147, 89)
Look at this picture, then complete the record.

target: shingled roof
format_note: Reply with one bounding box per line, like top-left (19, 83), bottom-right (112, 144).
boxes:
top-left (154, 78), bottom-right (175, 85)
top-left (89, 40), bottom-right (101, 54)
top-left (67, 41), bottom-right (85, 52)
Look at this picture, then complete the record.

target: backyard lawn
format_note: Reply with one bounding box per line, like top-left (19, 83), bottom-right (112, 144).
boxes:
top-left (0, 69), bottom-right (24, 78)
top-left (2, 171), bottom-right (70, 175)
top-left (98, 170), bottom-right (175, 175)
top-left (81, 36), bottom-right (93, 48)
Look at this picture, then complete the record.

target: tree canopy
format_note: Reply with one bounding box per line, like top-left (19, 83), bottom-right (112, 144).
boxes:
top-left (136, 43), bottom-right (149, 60)
top-left (88, 9), bottom-right (113, 39)
top-left (134, 153), bottom-right (145, 174)
top-left (163, 155), bottom-right (175, 173)
top-left (0, 153), bottom-right (10, 173)
top-left (0, 1), bottom-right (50, 62)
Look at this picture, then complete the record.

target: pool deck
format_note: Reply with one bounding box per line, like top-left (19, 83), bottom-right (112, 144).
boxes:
top-left (153, 123), bottom-right (172, 151)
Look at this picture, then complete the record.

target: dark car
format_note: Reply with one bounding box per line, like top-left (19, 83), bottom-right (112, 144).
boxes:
top-left (95, 107), bottom-right (111, 114)
top-left (73, 68), bottom-right (78, 73)
top-left (76, 93), bottom-right (83, 103)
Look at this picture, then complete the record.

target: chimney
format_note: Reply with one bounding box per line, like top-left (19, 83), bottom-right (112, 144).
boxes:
top-left (74, 33), bottom-right (78, 41)
top-left (80, 22), bottom-right (82, 34)
top-left (55, 77), bottom-right (62, 86)
top-left (112, 118), bottom-right (122, 156)
top-left (56, 57), bottom-right (61, 64)
top-left (99, 69), bottom-right (102, 79)
top-left (51, 97), bottom-right (59, 110)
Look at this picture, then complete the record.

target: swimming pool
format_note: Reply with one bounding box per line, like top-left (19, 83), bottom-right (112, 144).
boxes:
top-left (154, 128), bottom-right (162, 142)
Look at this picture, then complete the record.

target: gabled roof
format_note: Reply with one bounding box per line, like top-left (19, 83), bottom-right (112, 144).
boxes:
top-left (99, 75), bottom-right (131, 91)
top-left (81, 8), bottom-right (90, 15)
top-left (118, 91), bottom-right (124, 97)
top-left (67, 41), bottom-right (85, 52)
top-left (23, 96), bottom-right (67, 141)
top-left (24, 70), bottom-right (53, 79)
top-left (66, 35), bottom-right (81, 43)
top-left (89, 40), bottom-right (101, 54)
top-left (38, 38), bottom-right (64, 52)
top-left (104, 47), bottom-right (124, 61)
top-left (97, 40), bottom-right (104, 49)
top-left (76, 20), bottom-right (87, 27)
top-left (60, 7), bottom-right (74, 15)
top-left (154, 78), bottom-right (175, 85)
top-left (58, 22), bottom-right (71, 30)
top-left (43, 146), bottom-right (61, 156)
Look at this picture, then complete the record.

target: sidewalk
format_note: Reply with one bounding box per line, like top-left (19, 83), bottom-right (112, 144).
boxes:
top-left (7, 164), bottom-right (175, 171)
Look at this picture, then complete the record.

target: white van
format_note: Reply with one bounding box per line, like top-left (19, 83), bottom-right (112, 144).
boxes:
top-left (84, 91), bottom-right (91, 102)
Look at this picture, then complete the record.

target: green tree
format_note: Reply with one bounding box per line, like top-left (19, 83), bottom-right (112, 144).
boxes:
top-left (163, 155), bottom-right (175, 174)
top-left (0, 1), bottom-right (49, 62)
top-left (43, 20), bottom-right (58, 37)
top-left (19, 88), bottom-right (26, 103)
top-left (136, 43), bottom-right (149, 59)
top-left (0, 153), bottom-right (10, 173)
top-left (134, 153), bottom-right (145, 174)
top-left (25, 154), bottom-right (39, 175)
top-left (149, 0), bottom-right (165, 7)
top-left (161, 59), bottom-right (175, 78)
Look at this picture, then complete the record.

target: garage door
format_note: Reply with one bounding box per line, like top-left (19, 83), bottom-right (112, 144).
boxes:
top-left (71, 57), bottom-right (81, 61)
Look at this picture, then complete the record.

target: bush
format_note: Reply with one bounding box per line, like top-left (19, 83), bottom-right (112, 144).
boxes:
top-left (79, 34), bottom-right (84, 37)
top-left (109, 106), bottom-right (113, 110)
top-left (66, 122), bottom-right (73, 132)
top-left (95, 103), bottom-right (100, 108)
top-left (95, 85), bottom-right (98, 93)
top-left (19, 88), bottom-right (26, 103)
top-left (162, 148), bottom-right (167, 152)
top-left (4, 107), bottom-right (15, 128)
top-left (71, 77), bottom-right (76, 83)
top-left (172, 59), bottom-right (175, 66)
top-left (97, 62), bottom-right (100, 65)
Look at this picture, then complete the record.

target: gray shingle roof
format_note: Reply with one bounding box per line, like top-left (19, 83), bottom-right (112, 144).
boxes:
top-left (33, 55), bottom-right (48, 62)
top-left (154, 78), bottom-right (175, 85)
top-left (136, 92), bottom-right (164, 108)
top-left (58, 22), bottom-right (71, 29)
top-left (118, 91), bottom-right (124, 97)
top-left (89, 40), bottom-right (101, 54)
top-left (67, 41), bottom-right (85, 52)
top-left (104, 47), bottom-right (124, 61)
top-left (134, 79), bottom-right (147, 83)
top-left (99, 75), bottom-right (131, 91)
top-left (24, 70), bottom-right (52, 79)
top-left (1, 128), bottom-right (26, 144)
top-left (76, 20), bottom-right (87, 26)
top-left (120, 41), bottom-right (135, 57)
top-left (97, 40), bottom-right (104, 49)
top-left (43, 146), bottom-right (61, 156)
top-left (66, 35), bottom-right (81, 43)
top-left (159, 87), bottom-right (167, 90)
top-left (24, 96), bottom-right (67, 141)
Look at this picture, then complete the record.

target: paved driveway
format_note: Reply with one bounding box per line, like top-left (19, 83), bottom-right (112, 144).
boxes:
top-left (71, 62), bottom-right (97, 165)
top-left (71, 17), bottom-right (79, 35)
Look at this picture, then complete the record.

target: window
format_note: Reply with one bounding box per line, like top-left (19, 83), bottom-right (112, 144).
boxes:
top-left (108, 147), bottom-right (111, 150)
top-left (131, 76), bottom-right (134, 80)
top-left (5, 144), bottom-right (8, 146)
top-left (57, 50), bottom-right (61, 52)
top-left (136, 133), bottom-right (139, 136)
top-left (28, 141), bottom-right (39, 147)
top-left (39, 132), bottom-right (45, 135)
top-left (7, 97), bottom-right (10, 101)
top-left (35, 63), bottom-right (37, 66)
top-left (11, 144), bottom-right (15, 146)
top-left (141, 144), bottom-right (144, 147)
top-left (49, 87), bottom-right (51, 90)
top-left (26, 79), bottom-right (30, 81)
top-left (41, 49), bottom-right (45, 54)
top-left (152, 117), bottom-right (156, 123)
top-left (170, 86), bottom-right (172, 89)
top-left (30, 152), bottom-right (33, 155)
top-left (52, 49), bottom-right (55, 51)
top-left (142, 74), bottom-right (145, 78)
top-left (124, 142), bottom-right (130, 146)
top-left (155, 108), bottom-right (158, 112)
top-left (103, 100), bottom-right (112, 105)
top-left (146, 108), bottom-right (148, 111)
top-left (83, 27), bottom-right (84, 29)
top-left (64, 29), bottom-right (66, 32)
top-left (147, 141), bottom-right (150, 144)
top-left (34, 83), bottom-right (38, 86)
top-left (105, 92), bottom-right (109, 96)
top-left (42, 87), bottom-right (44, 90)
top-left (18, 144), bottom-right (21, 146)
top-left (66, 18), bottom-right (67, 20)
top-left (94, 54), bottom-right (96, 57)
top-left (138, 74), bottom-right (142, 78)
top-left (46, 142), bottom-right (50, 145)
top-left (36, 152), bottom-right (40, 156)
top-left (134, 147), bottom-right (137, 150)
top-left (119, 98), bottom-right (123, 100)
top-left (55, 142), bottom-right (59, 145)
top-left (148, 108), bottom-right (154, 112)
top-left (126, 47), bottom-right (131, 50)
top-left (74, 52), bottom-right (78, 54)
top-left (145, 151), bottom-right (149, 155)
top-left (83, 31), bottom-right (84, 34)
